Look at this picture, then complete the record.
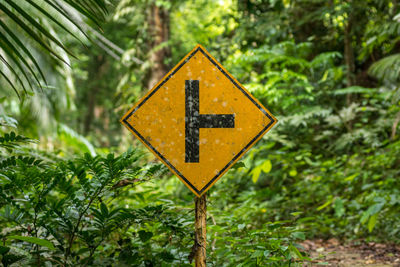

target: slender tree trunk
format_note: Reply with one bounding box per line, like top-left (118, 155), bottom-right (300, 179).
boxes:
top-left (33, 210), bottom-right (40, 267)
top-left (344, 7), bottom-right (355, 107)
top-left (83, 55), bottom-right (106, 135)
top-left (391, 111), bottom-right (400, 140)
top-left (147, 3), bottom-right (170, 89)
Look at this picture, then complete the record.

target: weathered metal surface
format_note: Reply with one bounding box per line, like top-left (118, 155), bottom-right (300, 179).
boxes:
top-left (121, 44), bottom-right (277, 196)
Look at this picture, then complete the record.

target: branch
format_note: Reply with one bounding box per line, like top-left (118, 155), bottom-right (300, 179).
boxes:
top-left (391, 110), bottom-right (400, 140)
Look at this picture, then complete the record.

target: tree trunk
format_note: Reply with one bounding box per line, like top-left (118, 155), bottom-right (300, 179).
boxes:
top-left (147, 3), bottom-right (170, 89)
top-left (391, 111), bottom-right (400, 140)
top-left (83, 55), bottom-right (106, 135)
top-left (344, 6), bottom-right (355, 107)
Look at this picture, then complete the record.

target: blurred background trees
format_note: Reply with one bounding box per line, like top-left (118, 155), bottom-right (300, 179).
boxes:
top-left (1, 0), bottom-right (400, 265)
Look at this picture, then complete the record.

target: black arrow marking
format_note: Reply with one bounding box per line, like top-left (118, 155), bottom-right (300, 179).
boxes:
top-left (185, 80), bottom-right (235, 163)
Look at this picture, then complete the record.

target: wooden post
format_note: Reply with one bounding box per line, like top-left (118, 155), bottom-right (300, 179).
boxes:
top-left (195, 194), bottom-right (207, 267)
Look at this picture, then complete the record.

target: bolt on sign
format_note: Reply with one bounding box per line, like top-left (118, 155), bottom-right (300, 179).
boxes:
top-left (121, 44), bottom-right (277, 196)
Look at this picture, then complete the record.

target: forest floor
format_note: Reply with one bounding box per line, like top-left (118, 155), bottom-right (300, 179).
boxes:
top-left (301, 239), bottom-right (400, 266)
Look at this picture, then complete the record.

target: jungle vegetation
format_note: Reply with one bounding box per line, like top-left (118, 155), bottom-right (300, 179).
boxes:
top-left (0, 0), bottom-right (399, 266)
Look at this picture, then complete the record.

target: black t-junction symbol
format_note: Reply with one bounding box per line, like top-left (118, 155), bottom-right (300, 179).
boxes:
top-left (185, 80), bottom-right (235, 163)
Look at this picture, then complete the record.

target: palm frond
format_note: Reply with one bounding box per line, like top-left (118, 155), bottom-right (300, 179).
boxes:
top-left (368, 54), bottom-right (400, 84)
top-left (0, 46), bottom-right (30, 94)
top-left (0, 0), bottom-right (108, 97)
top-left (0, 19), bottom-right (47, 85)
top-left (0, 69), bottom-right (20, 98)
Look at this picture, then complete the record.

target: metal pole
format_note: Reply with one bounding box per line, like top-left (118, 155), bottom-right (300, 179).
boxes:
top-left (195, 194), bottom-right (207, 267)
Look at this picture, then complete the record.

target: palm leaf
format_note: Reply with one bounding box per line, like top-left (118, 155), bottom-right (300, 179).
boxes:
top-left (0, 0), bottom-right (108, 96)
top-left (0, 19), bottom-right (47, 86)
top-left (0, 30), bottom-right (39, 92)
top-left (5, 0), bottom-right (75, 58)
top-left (0, 51), bottom-right (29, 95)
top-left (368, 54), bottom-right (400, 84)
top-left (63, 0), bottom-right (105, 28)
top-left (26, 0), bottom-right (82, 42)
top-left (43, 0), bottom-right (91, 40)
top-left (0, 69), bottom-right (20, 98)
top-left (0, 1), bottom-right (70, 65)
top-left (0, 33), bottom-right (32, 93)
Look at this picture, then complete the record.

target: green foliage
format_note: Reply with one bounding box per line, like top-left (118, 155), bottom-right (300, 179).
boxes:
top-left (369, 54), bottom-right (400, 83)
top-left (7, 236), bottom-right (55, 250)
top-left (0, 0), bottom-right (107, 97)
top-left (2, 0), bottom-right (400, 266)
top-left (209, 221), bottom-right (307, 266)
top-left (0, 128), bottom-right (306, 266)
top-left (0, 130), bottom-right (178, 265)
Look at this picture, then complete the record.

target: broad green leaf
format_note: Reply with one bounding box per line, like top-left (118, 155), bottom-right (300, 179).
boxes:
top-left (138, 230), bottom-right (153, 242)
top-left (251, 167), bottom-right (262, 183)
top-left (291, 232), bottom-right (306, 240)
top-left (0, 246), bottom-right (10, 255)
top-left (369, 203), bottom-right (384, 215)
top-left (261, 160), bottom-right (272, 173)
top-left (289, 169), bottom-right (297, 177)
top-left (360, 211), bottom-right (370, 225)
top-left (251, 250), bottom-right (263, 258)
top-left (232, 161), bottom-right (246, 169)
top-left (289, 244), bottom-right (303, 258)
top-left (333, 198), bottom-right (345, 217)
top-left (263, 250), bottom-right (270, 258)
top-left (360, 203), bottom-right (384, 224)
top-left (290, 211), bottom-right (302, 216)
top-left (100, 202), bottom-right (109, 217)
top-left (368, 213), bottom-right (378, 232)
top-left (252, 160), bottom-right (272, 183)
top-left (344, 173), bottom-right (359, 182)
top-left (159, 251), bottom-right (174, 262)
top-left (1, 253), bottom-right (25, 266)
top-left (8, 235), bottom-right (55, 250)
top-left (333, 86), bottom-right (374, 95)
top-left (317, 198), bottom-right (333, 211)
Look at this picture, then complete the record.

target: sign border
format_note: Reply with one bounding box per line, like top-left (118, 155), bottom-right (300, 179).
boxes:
top-left (121, 44), bottom-right (277, 196)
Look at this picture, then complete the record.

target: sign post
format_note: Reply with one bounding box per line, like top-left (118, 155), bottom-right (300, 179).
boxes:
top-left (121, 44), bottom-right (277, 265)
top-left (195, 194), bottom-right (207, 267)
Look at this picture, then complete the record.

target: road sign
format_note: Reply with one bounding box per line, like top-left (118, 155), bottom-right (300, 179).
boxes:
top-left (121, 44), bottom-right (277, 196)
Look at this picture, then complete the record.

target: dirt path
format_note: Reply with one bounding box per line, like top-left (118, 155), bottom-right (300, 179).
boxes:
top-left (301, 239), bottom-right (400, 266)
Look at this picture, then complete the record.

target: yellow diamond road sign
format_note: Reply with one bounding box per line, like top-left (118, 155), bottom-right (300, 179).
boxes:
top-left (121, 44), bottom-right (277, 196)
